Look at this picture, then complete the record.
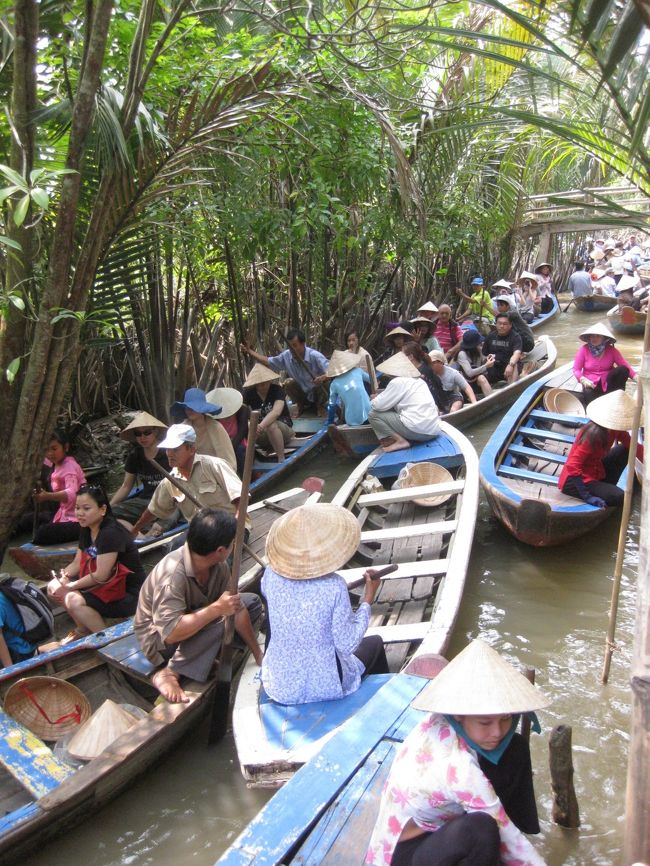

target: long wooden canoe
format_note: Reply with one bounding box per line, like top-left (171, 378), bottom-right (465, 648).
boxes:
top-left (606, 304), bottom-right (646, 336)
top-left (479, 363), bottom-right (635, 547)
top-left (231, 422), bottom-right (478, 787)
top-left (574, 294), bottom-right (618, 313)
top-left (329, 337), bottom-right (557, 456)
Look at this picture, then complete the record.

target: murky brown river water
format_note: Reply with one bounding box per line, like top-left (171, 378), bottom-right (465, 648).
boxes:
top-left (26, 304), bottom-right (644, 866)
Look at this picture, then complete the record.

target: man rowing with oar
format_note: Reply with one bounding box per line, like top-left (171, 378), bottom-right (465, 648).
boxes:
top-left (135, 508), bottom-right (263, 703)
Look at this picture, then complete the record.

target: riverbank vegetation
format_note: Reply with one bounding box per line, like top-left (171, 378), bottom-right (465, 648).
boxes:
top-left (0, 0), bottom-right (648, 552)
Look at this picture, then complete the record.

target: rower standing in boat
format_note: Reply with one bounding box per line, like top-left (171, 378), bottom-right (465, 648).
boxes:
top-left (135, 509), bottom-right (263, 703)
top-left (366, 639), bottom-right (549, 866)
top-left (572, 322), bottom-right (636, 406)
top-left (260, 503), bottom-right (387, 705)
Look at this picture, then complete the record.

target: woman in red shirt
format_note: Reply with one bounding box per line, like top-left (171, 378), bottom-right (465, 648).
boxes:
top-left (559, 390), bottom-right (638, 508)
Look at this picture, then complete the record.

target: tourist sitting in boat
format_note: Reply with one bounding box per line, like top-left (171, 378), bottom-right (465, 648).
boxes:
top-left (415, 301), bottom-right (442, 352)
top-left (402, 341), bottom-right (447, 411)
top-left (368, 352), bottom-right (440, 452)
top-left (326, 350), bottom-right (371, 425)
top-left (345, 329), bottom-right (373, 374)
top-left (455, 277), bottom-right (495, 326)
top-left (261, 503), bottom-right (387, 705)
top-left (375, 325), bottom-right (413, 366)
top-left (429, 350), bottom-right (478, 412)
top-left (481, 314), bottom-right (523, 385)
top-left (135, 508), bottom-right (263, 703)
top-left (110, 412), bottom-right (171, 532)
top-left (47, 484), bottom-right (145, 641)
top-left (432, 305), bottom-right (464, 361)
top-left (567, 261), bottom-right (593, 298)
top-left (32, 430), bottom-right (86, 546)
top-left (534, 262), bottom-right (554, 312)
top-left (0, 594), bottom-right (37, 667)
top-left (593, 266), bottom-right (617, 297)
top-left (170, 388), bottom-right (237, 471)
top-left (240, 328), bottom-right (329, 416)
top-left (515, 271), bottom-right (539, 321)
top-left (559, 391), bottom-right (639, 509)
top-left (454, 329), bottom-right (494, 397)
top-left (207, 388), bottom-right (250, 476)
top-left (366, 638), bottom-right (549, 866)
top-left (242, 363), bottom-right (293, 463)
top-left (410, 317), bottom-right (442, 353)
top-left (573, 322), bottom-right (636, 406)
top-left (493, 296), bottom-right (535, 353)
top-left (129, 424), bottom-right (244, 536)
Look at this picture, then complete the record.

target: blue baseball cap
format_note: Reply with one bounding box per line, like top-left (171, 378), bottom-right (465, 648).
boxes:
top-left (471, 276), bottom-right (484, 285)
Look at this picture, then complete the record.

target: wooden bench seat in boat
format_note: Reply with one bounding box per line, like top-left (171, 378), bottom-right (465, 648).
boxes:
top-left (97, 633), bottom-right (156, 683)
top-left (340, 559), bottom-right (450, 588)
top-left (0, 708), bottom-right (74, 799)
top-left (507, 444), bottom-right (568, 464)
top-left (360, 520), bottom-right (457, 543)
top-left (519, 425), bottom-right (576, 444)
top-left (498, 465), bottom-right (560, 485)
top-left (356, 480), bottom-right (464, 507)
top-left (529, 409), bottom-right (588, 426)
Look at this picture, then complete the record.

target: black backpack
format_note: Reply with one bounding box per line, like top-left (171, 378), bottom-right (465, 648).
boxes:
top-left (0, 574), bottom-right (54, 643)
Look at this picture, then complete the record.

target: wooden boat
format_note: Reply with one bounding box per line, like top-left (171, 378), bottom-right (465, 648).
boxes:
top-left (217, 661), bottom-right (440, 866)
top-left (607, 304), bottom-right (646, 336)
top-left (574, 294), bottom-right (618, 313)
top-left (479, 363), bottom-right (634, 547)
top-left (0, 485), bottom-right (321, 863)
top-left (529, 293), bottom-right (560, 329)
top-left (231, 422), bottom-right (478, 787)
top-left (329, 337), bottom-right (557, 456)
top-left (250, 417), bottom-right (328, 499)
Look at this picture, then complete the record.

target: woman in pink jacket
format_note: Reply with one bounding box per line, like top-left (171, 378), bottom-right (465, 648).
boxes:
top-left (32, 430), bottom-right (86, 545)
top-left (573, 322), bottom-right (635, 406)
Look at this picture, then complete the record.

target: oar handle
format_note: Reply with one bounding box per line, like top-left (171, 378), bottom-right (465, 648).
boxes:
top-left (348, 562), bottom-right (398, 590)
top-left (148, 458), bottom-right (203, 511)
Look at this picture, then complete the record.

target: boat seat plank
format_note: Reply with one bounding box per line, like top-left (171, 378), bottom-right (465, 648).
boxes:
top-left (508, 444), bottom-right (568, 464)
top-left (97, 633), bottom-right (156, 682)
top-left (529, 408), bottom-right (588, 426)
top-left (361, 521), bottom-right (457, 542)
top-left (519, 425), bottom-right (576, 444)
top-left (357, 480), bottom-right (464, 507)
top-left (0, 709), bottom-right (75, 798)
top-left (366, 621), bottom-right (430, 644)
top-left (499, 465), bottom-right (560, 485)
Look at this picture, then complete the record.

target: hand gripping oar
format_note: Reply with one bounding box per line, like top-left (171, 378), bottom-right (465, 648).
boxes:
top-left (209, 410), bottom-right (259, 743)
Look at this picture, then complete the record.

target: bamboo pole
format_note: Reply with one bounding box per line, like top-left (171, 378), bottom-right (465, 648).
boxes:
top-left (622, 338), bottom-right (650, 865)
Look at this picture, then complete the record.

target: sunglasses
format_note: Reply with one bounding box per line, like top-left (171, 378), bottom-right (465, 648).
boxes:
top-left (134, 429), bottom-right (154, 437)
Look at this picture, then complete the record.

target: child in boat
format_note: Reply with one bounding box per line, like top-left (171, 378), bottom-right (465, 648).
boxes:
top-left (261, 503), bottom-right (387, 705)
top-left (32, 430), bottom-right (86, 545)
top-left (326, 350), bottom-right (371, 426)
top-left (366, 639), bottom-right (549, 866)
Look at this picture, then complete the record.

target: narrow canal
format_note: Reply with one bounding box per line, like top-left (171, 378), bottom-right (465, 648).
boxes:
top-left (28, 304), bottom-right (643, 866)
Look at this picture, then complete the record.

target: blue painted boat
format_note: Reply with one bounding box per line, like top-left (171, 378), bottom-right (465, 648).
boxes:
top-left (232, 422), bottom-right (478, 787)
top-left (529, 293), bottom-right (560, 329)
top-left (479, 362), bottom-right (633, 546)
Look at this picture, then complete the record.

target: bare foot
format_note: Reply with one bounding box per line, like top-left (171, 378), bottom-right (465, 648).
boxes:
top-left (382, 437), bottom-right (410, 453)
top-left (152, 667), bottom-right (190, 703)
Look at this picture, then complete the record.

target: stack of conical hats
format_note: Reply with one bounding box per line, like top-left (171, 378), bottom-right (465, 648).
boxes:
top-left (67, 699), bottom-right (140, 760)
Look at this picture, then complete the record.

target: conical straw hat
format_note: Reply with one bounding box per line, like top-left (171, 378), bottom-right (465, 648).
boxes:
top-left (579, 321), bottom-right (615, 342)
top-left (120, 412), bottom-right (168, 442)
top-left (265, 503), bottom-right (360, 579)
top-left (326, 350), bottom-right (361, 378)
top-left (384, 326), bottom-right (412, 342)
top-left (376, 352), bottom-right (421, 379)
top-left (243, 363), bottom-right (280, 388)
top-left (410, 316), bottom-right (434, 328)
top-left (491, 279), bottom-right (513, 290)
top-left (399, 462), bottom-right (454, 507)
top-left (616, 275), bottom-right (637, 293)
top-left (411, 639), bottom-right (551, 715)
top-left (417, 301), bottom-right (439, 313)
top-left (516, 270), bottom-right (539, 287)
top-left (586, 390), bottom-right (636, 430)
top-left (4, 676), bottom-right (91, 741)
top-left (535, 262), bottom-right (553, 272)
top-left (591, 248), bottom-right (605, 261)
top-left (67, 699), bottom-right (140, 760)
top-left (553, 390), bottom-right (585, 416)
top-left (205, 387), bottom-right (244, 419)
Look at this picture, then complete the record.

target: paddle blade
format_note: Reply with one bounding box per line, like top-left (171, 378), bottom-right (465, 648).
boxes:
top-left (208, 657), bottom-right (233, 744)
top-left (302, 476), bottom-right (325, 493)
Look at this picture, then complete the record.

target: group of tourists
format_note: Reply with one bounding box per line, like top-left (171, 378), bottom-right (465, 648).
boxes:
top-left (568, 234), bottom-right (650, 305)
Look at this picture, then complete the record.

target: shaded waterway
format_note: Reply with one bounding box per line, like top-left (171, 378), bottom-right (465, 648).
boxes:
top-left (26, 303), bottom-right (643, 866)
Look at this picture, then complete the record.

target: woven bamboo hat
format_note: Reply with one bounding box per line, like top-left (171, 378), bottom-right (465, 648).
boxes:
top-left (265, 503), bottom-right (360, 579)
top-left (243, 363), bottom-right (280, 388)
top-left (535, 262), bottom-right (553, 272)
top-left (120, 412), bottom-right (168, 443)
top-left (67, 699), bottom-right (139, 760)
top-left (587, 390), bottom-right (637, 430)
top-left (376, 352), bottom-right (421, 379)
top-left (384, 326), bottom-right (412, 342)
top-left (516, 270), bottom-right (539, 287)
top-left (591, 248), bottom-right (605, 262)
top-left (417, 301), bottom-right (439, 314)
top-left (579, 321), bottom-right (615, 342)
top-left (616, 275), bottom-right (638, 293)
top-left (492, 279), bottom-right (513, 290)
top-left (399, 462), bottom-right (454, 507)
top-left (326, 350), bottom-right (361, 378)
top-left (4, 676), bottom-right (91, 741)
top-left (411, 639), bottom-right (551, 715)
top-left (543, 388), bottom-right (585, 416)
top-left (410, 316), bottom-right (434, 330)
top-left (206, 387), bottom-right (244, 419)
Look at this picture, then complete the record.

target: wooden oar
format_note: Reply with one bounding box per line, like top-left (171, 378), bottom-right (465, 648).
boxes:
top-left (562, 297), bottom-right (575, 313)
top-left (209, 410), bottom-right (259, 743)
top-left (347, 562), bottom-right (398, 590)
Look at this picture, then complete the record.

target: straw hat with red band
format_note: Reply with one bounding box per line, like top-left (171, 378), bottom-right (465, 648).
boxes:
top-left (4, 676), bottom-right (91, 741)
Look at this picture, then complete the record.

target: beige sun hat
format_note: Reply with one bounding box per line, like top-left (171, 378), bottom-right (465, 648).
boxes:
top-left (243, 363), bottom-right (280, 388)
top-left (516, 270), bottom-right (539, 287)
top-left (411, 639), bottom-right (551, 715)
top-left (67, 699), bottom-right (140, 761)
top-left (120, 412), bottom-right (168, 443)
top-left (535, 262), bottom-right (553, 272)
top-left (616, 274), bottom-right (638, 293)
top-left (4, 677), bottom-right (92, 741)
top-left (428, 350), bottom-right (447, 365)
top-left (417, 301), bottom-right (439, 314)
top-left (326, 350), bottom-right (361, 378)
top-left (579, 321), bottom-right (615, 343)
top-left (376, 352), bottom-right (421, 379)
top-left (586, 390), bottom-right (637, 430)
top-left (398, 462), bottom-right (454, 507)
top-left (384, 326), bottom-right (413, 342)
top-left (410, 316), bottom-right (434, 328)
top-left (265, 503), bottom-right (361, 579)
top-left (206, 387), bottom-right (244, 419)
top-left (591, 248), bottom-right (605, 262)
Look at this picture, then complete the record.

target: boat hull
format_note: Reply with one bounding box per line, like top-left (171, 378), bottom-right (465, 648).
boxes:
top-left (574, 294), bottom-right (617, 312)
top-left (606, 307), bottom-right (646, 336)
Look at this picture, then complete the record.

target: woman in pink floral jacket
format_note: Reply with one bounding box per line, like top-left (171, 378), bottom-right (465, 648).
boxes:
top-left (366, 639), bottom-right (549, 866)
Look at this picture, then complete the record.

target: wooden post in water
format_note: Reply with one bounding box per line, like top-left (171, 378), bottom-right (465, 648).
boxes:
top-left (549, 725), bottom-right (580, 828)
top-left (622, 344), bottom-right (650, 865)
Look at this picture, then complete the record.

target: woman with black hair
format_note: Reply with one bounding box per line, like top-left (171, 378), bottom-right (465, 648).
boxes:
top-left (48, 484), bottom-right (145, 641)
top-left (32, 430), bottom-right (86, 545)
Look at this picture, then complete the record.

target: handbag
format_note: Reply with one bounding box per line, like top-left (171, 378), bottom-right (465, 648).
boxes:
top-left (79, 550), bottom-right (130, 603)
